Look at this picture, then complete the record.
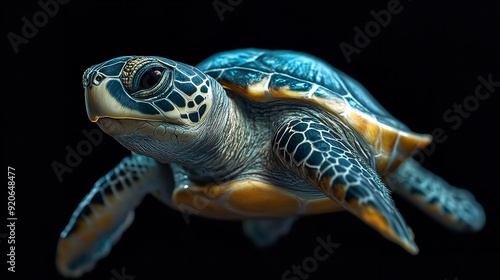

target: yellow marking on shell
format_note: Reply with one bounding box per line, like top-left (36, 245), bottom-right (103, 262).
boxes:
top-left (247, 75), bottom-right (272, 100)
top-left (220, 80), bottom-right (245, 94)
top-left (348, 110), bottom-right (384, 147)
top-left (224, 77), bottom-right (322, 104)
top-left (309, 94), bottom-right (432, 174)
top-left (386, 133), bottom-right (431, 174)
top-left (268, 84), bottom-right (312, 100)
top-left (398, 131), bottom-right (432, 155)
top-left (227, 182), bottom-right (301, 215)
top-left (173, 179), bottom-right (350, 219)
top-left (173, 181), bottom-right (302, 218)
top-left (303, 197), bottom-right (345, 214)
top-left (344, 109), bottom-right (432, 173)
top-left (375, 155), bottom-right (390, 174)
top-left (174, 185), bottom-right (242, 220)
top-left (380, 126), bottom-right (399, 154)
top-left (316, 96), bottom-right (349, 118)
top-left (222, 75), bottom-right (432, 175)
top-left (220, 77), bottom-right (274, 101)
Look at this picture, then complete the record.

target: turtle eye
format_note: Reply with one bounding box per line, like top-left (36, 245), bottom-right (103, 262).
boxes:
top-left (137, 67), bottom-right (164, 91)
top-left (125, 64), bottom-right (172, 99)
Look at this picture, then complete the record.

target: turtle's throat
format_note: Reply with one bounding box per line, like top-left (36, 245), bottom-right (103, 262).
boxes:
top-left (183, 89), bottom-right (255, 183)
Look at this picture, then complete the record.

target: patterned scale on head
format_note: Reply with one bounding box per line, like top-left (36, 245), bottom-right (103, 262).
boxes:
top-left (56, 48), bottom-right (485, 278)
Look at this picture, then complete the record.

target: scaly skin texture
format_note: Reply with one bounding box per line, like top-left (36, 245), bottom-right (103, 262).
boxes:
top-left (272, 117), bottom-right (418, 254)
top-left (385, 158), bottom-right (486, 232)
top-left (56, 155), bottom-right (170, 278)
top-left (165, 94), bottom-right (418, 253)
top-left (57, 49), bottom-right (486, 278)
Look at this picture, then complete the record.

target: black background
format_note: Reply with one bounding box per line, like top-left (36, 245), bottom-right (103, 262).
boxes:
top-left (2, 0), bottom-right (499, 279)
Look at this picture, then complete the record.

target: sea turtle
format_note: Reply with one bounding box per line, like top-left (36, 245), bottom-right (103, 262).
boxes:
top-left (56, 48), bottom-right (486, 277)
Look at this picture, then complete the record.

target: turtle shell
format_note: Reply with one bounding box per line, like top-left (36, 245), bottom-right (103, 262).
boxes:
top-left (196, 48), bottom-right (432, 175)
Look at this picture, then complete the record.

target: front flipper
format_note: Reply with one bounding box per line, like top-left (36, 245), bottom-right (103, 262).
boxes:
top-left (385, 158), bottom-right (485, 232)
top-left (56, 154), bottom-right (170, 278)
top-left (273, 117), bottom-right (418, 254)
top-left (242, 217), bottom-right (298, 247)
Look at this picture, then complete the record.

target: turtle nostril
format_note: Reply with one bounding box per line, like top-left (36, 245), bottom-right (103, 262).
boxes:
top-left (92, 73), bottom-right (104, 85)
top-left (83, 70), bottom-right (105, 87)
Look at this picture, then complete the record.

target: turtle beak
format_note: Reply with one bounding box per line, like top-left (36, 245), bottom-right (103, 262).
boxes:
top-left (84, 86), bottom-right (102, 122)
top-left (82, 68), bottom-right (122, 122)
top-left (84, 77), bottom-right (164, 123)
top-left (84, 82), bottom-right (124, 122)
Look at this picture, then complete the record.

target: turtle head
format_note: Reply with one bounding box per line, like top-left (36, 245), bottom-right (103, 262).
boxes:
top-left (82, 56), bottom-right (223, 163)
top-left (83, 56), bottom-right (213, 126)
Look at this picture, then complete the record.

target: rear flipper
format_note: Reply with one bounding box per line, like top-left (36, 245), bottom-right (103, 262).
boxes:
top-left (56, 154), bottom-right (171, 278)
top-left (385, 158), bottom-right (485, 232)
top-left (242, 217), bottom-right (298, 247)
